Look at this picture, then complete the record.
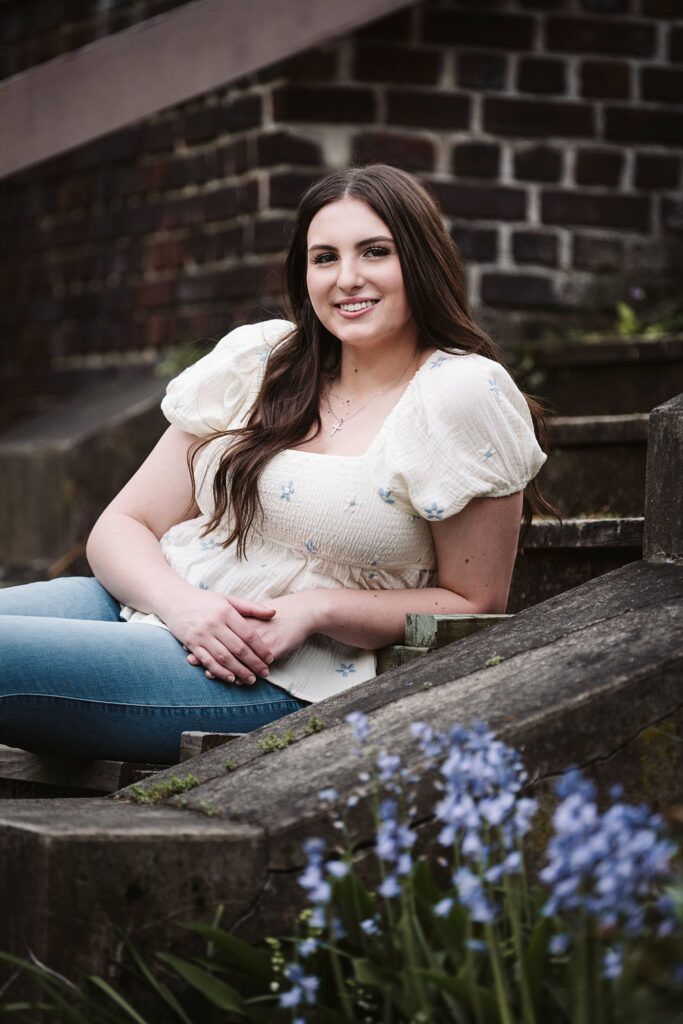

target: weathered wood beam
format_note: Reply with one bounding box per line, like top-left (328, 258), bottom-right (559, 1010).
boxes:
top-left (0, 0), bottom-right (413, 180)
top-left (0, 560), bottom-right (681, 982)
top-left (644, 394), bottom-right (683, 566)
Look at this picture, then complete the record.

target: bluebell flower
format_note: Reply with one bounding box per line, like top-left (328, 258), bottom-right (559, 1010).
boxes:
top-left (549, 933), bottom-right (570, 956)
top-left (454, 867), bottom-right (494, 923)
top-left (298, 937), bottom-right (319, 958)
top-left (379, 875), bottom-right (401, 899)
top-left (541, 768), bottom-right (675, 934)
top-left (317, 787), bottom-right (338, 805)
top-left (603, 946), bottom-right (623, 980)
top-left (279, 963), bottom-right (319, 1009)
top-left (346, 710), bottom-right (371, 747)
top-left (360, 916), bottom-right (381, 936)
top-left (434, 897), bottom-right (454, 917)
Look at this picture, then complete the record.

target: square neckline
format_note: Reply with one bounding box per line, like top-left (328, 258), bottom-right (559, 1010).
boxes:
top-left (281, 348), bottom-right (459, 462)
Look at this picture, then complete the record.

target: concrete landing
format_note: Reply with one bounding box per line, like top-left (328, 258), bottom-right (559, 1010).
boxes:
top-left (1, 559), bottom-right (681, 980)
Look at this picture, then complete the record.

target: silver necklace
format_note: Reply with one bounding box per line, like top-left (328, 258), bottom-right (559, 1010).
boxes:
top-left (324, 352), bottom-right (419, 437)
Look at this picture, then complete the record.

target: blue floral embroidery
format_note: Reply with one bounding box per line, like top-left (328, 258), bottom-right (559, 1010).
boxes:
top-left (423, 502), bottom-right (445, 520)
top-left (198, 582), bottom-right (209, 590)
top-left (256, 348), bottom-right (269, 363)
top-left (429, 355), bottom-right (448, 369)
top-left (280, 481), bottom-right (295, 502)
top-left (335, 662), bottom-right (356, 678)
top-left (304, 538), bottom-right (318, 555)
top-left (199, 537), bottom-right (217, 550)
top-left (378, 487), bottom-right (395, 504)
top-left (345, 496), bottom-right (360, 513)
top-left (488, 376), bottom-right (502, 399)
top-left (482, 446), bottom-right (497, 461)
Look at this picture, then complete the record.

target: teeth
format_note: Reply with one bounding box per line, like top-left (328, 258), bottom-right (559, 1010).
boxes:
top-left (338, 300), bottom-right (378, 312)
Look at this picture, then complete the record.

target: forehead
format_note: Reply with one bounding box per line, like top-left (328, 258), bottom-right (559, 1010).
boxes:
top-left (307, 197), bottom-right (391, 245)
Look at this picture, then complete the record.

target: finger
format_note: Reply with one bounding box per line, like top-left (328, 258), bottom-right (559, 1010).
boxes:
top-left (228, 596), bottom-right (277, 619)
top-left (188, 646), bottom-right (237, 685)
top-left (186, 652), bottom-right (200, 665)
top-left (221, 612), bottom-right (274, 669)
top-left (199, 635), bottom-right (261, 685)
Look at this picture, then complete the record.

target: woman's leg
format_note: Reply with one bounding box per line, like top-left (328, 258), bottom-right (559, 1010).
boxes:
top-left (0, 609), bottom-right (308, 765)
top-left (0, 576), bottom-right (122, 622)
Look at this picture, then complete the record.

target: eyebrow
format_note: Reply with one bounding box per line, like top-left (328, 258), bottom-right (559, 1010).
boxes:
top-left (307, 235), bottom-right (394, 253)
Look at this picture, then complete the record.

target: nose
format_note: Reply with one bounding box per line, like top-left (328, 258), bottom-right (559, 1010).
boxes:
top-left (335, 256), bottom-right (365, 293)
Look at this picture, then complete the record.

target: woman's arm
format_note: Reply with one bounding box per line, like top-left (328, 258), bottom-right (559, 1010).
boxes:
top-left (86, 425), bottom-right (276, 683)
top-left (197, 492), bottom-right (522, 666)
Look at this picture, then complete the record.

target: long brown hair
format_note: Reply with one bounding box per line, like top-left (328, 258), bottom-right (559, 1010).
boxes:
top-left (192, 164), bottom-right (552, 557)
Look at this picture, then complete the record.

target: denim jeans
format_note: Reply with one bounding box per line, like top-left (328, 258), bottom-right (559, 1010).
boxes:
top-left (0, 577), bottom-right (309, 764)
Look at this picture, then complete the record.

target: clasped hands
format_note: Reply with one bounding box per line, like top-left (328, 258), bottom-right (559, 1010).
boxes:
top-left (162, 586), bottom-right (322, 685)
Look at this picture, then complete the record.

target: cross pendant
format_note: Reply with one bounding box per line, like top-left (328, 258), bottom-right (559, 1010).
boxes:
top-left (329, 419), bottom-right (343, 436)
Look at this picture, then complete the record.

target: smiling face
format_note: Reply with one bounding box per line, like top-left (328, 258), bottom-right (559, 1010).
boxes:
top-left (305, 197), bottom-right (418, 355)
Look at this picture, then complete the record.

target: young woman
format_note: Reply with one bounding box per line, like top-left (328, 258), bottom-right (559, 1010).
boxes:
top-left (0, 165), bottom-right (547, 765)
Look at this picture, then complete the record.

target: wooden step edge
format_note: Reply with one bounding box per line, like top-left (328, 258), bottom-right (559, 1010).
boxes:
top-left (376, 645), bottom-right (429, 674)
top-left (530, 334), bottom-right (683, 369)
top-left (526, 517), bottom-right (644, 549)
top-left (404, 613), bottom-right (510, 649)
top-left (549, 413), bottom-right (650, 446)
top-left (179, 731), bottom-right (241, 762)
top-left (0, 744), bottom-right (167, 794)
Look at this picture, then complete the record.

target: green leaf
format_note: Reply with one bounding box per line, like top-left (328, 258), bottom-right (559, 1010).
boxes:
top-left (87, 977), bottom-right (150, 1024)
top-left (420, 969), bottom-right (499, 1023)
top-left (525, 915), bottom-right (553, 1006)
top-left (156, 954), bottom-right (246, 1015)
top-left (179, 923), bottom-right (271, 983)
top-left (616, 302), bottom-right (640, 336)
top-left (120, 938), bottom-right (193, 1023)
top-left (352, 956), bottom-right (394, 992)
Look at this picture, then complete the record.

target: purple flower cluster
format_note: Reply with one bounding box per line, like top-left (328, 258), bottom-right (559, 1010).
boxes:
top-left (541, 771), bottom-right (675, 935)
top-left (278, 961), bottom-right (319, 1014)
top-left (376, 796), bottom-right (417, 899)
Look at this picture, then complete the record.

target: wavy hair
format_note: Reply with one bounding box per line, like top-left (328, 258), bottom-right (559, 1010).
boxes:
top-left (191, 164), bottom-right (552, 557)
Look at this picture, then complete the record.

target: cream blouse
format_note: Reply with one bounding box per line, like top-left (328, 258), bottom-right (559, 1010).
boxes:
top-left (121, 319), bottom-right (546, 703)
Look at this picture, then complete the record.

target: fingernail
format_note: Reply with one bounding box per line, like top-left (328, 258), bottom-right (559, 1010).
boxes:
top-left (262, 667), bottom-right (269, 676)
top-left (227, 674), bottom-right (235, 683)
top-left (248, 674), bottom-right (256, 684)
top-left (265, 654), bottom-right (274, 664)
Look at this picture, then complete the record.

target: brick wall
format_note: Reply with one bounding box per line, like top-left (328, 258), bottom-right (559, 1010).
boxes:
top-left (1, 0), bottom-right (681, 384)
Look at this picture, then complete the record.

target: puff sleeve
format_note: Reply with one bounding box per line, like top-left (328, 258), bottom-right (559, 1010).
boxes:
top-left (160, 319), bottom-right (294, 436)
top-left (370, 352), bottom-right (547, 521)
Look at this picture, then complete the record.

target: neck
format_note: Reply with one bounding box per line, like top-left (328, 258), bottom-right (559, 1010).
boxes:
top-left (335, 340), bottom-right (421, 398)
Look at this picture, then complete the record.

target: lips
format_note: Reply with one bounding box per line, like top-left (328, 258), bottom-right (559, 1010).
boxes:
top-left (335, 298), bottom-right (380, 313)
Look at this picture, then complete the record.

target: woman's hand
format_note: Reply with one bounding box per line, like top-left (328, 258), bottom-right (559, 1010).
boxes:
top-left (160, 587), bottom-right (277, 685)
top-left (186, 591), bottom-right (324, 679)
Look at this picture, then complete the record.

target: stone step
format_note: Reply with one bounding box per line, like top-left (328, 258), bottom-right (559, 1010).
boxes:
top-left (0, 367), bottom-right (167, 576)
top-left (532, 335), bottom-right (683, 416)
top-left (541, 413), bottom-right (648, 516)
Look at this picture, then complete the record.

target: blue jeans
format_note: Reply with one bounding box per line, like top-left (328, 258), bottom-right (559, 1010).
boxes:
top-left (0, 577), bottom-right (309, 764)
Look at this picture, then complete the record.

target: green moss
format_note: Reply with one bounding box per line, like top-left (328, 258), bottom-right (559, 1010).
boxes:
top-left (199, 799), bottom-right (220, 817)
top-left (484, 655), bottom-right (505, 668)
top-left (303, 716), bottom-right (326, 735)
top-left (129, 774), bottom-right (200, 805)
top-left (224, 758), bottom-right (237, 771)
top-left (257, 730), bottom-right (296, 753)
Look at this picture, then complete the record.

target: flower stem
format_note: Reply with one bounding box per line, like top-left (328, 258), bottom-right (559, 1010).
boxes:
top-left (484, 921), bottom-right (515, 1024)
top-left (503, 874), bottom-right (536, 1024)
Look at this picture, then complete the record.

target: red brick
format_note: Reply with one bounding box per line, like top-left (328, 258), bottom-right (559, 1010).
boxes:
top-left (580, 60), bottom-right (631, 98)
top-left (184, 107), bottom-right (220, 145)
top-left (452, 143), bottom-right (501, 179)
top-left (635, 153), bottom-right (680, 190)
top-left (640, 67), bottom-right (683, 104)
top-left (200, 187), bottom-right (238, 222)
top-left (481, 273), bottom-right (558, 309)
top-left (573, 234), bottom-right (625, 271)
top-left (353, 43), bottom-right (441, 85)
top-left (642, 0), bottom-right (682, 13)
top-left (484, 97), bottom-right (594, 138)
top-left (253, 217), bottom-right (295, 253)
top-left (136, 281), bottom-right (174, 309)
top-left (545, 16), bottom-right (656, 56)
top-left (430, 182), bottom-right (527, 221)
top-left (217, 139), bottom-right (248, 177)
top-left (351, 131), bottom-right (436, 172)
top-left (386, 89), bottom-right (470, 130)
top-left (661, 196), bottom-right (683, 233)
top-left (355, 9), bottom-right (413, 42)
top-left (223, 94), bottom-right (262, 132)
top-left (605, 105), bottom-right (683, 144)
top-left (450, 227), bottom-right (498, 262)
top-left (517, 57), bottom-right (567, 95)
top-left (512, 231), bottom-right (559, 266)
top-left (575, 148), bottom-right (624, 185)
top-left (269, 170), bottom-right (325, 209)
top-left (542, 190), bottom-right (651, 230)
top-left (140, 121), bottom-right (175, 154)
top-left (256, 132), bottom-right (322, 167)
top-left (456, 52), bottom-right (507, 91)
top-left (669, 26), bottom-right (683, 62)
top-left (273, 85), bottom-right (375, 123)
top-left (256, 48), bottom-right (338, 84)
top-left (423, 10), bottom-right (534, 50)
